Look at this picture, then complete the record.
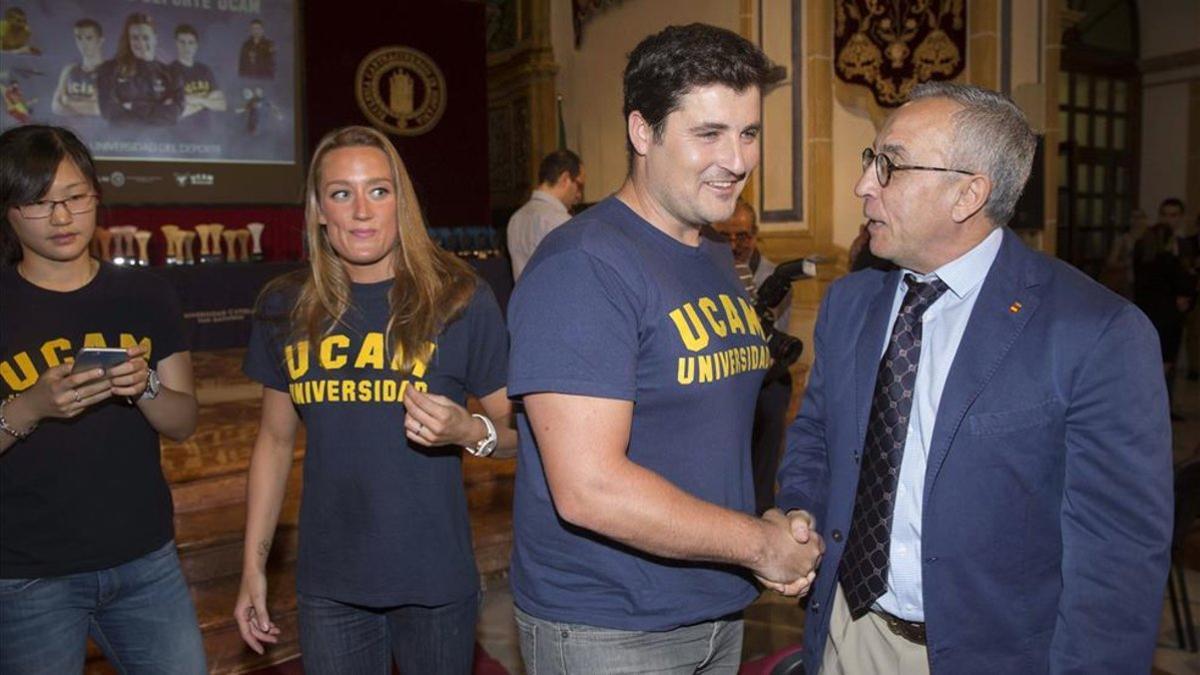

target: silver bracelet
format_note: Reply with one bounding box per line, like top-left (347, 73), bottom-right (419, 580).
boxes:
top-left (0, 396), bottom-right (36, 441)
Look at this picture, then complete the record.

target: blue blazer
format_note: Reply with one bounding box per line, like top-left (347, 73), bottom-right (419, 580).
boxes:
top-left (776, 229), bottom-right (1173, 674)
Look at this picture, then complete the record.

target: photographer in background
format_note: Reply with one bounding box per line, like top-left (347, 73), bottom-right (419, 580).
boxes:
top-left (710, 198), bottom-right (793, 515)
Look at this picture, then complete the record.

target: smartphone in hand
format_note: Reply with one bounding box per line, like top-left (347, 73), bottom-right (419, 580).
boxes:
top-left (71, 348), bottom-right (130, 375)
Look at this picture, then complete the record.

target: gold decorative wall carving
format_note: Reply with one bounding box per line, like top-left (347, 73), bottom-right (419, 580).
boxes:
top-left (572, 0), bottom-right (626, 47)
top-left (834, 0), bottom-right (967, 107)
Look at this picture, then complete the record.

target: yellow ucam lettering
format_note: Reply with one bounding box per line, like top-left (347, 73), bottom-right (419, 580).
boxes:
top-left (719, 294), bottom-right (746, 335)
top-left (41, 338), bottom-right (72, 368)
top-left (354, 332), bottom-right (385, 370)
top-left (0, 353), bottom-right (39, 391)
top-left (738, 297), bottom-right (765, 340)
top-left (410, 342), bottom-right (438, 378)
top-left (319, 335), bottom-right (350, 370)
top-left (285, 342), bottom-right (310, 379)
top-left (697, 297), bottom-right (727, 338)
top-left (83, 332), bottom-right (108, 348)
top-left (677, 357), bottom-right (696, 385)
top-left (668, 303), bottom-right (710, 352)
top-left (388, 342), bottom-right (438, 375)
top-left (119, 334), bottom-right (152, 360)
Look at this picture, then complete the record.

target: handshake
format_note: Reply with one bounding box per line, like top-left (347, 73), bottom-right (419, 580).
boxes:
top-left (751, 508), bottom-right (825, 597)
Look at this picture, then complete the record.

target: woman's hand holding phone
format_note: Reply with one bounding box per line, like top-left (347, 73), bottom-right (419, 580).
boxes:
top-left (17, 362), bottom-right (114, 422)
top-left (14, 346), bottom-right (149, 423)
top-left (106, 346), bottom-right (149, 399)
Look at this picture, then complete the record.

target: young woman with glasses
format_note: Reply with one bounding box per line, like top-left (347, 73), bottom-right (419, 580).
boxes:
top-left (0, 125), bottom-right (204, 673)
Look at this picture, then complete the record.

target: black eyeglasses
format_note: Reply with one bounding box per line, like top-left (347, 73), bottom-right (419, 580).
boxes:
top-left (861, 148), bottom-right (974, 187)
top-left (15, 193), bottom-right (99, 219)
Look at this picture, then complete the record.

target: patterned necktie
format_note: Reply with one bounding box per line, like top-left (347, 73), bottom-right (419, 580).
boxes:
top-left (840, 274), bottom-right (950, 619)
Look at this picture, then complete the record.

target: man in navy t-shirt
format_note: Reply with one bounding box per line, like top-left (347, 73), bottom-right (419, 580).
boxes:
top-left (507, 23), bottom-right (824, 673)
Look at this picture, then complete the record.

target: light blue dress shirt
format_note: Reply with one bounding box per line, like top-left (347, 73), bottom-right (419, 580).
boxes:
top-left (875, 227), bottom-right (1004, 622)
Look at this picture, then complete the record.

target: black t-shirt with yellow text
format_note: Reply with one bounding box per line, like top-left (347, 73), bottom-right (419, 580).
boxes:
top-left (0, 263), bottom-right (187, 578)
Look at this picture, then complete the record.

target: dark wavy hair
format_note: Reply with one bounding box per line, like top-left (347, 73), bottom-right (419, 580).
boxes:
top-left (0, 125), bottom-right (101, 265)
top-left (623, 23), bottom-right (780, 160)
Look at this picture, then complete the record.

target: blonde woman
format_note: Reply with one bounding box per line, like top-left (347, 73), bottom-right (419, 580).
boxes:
top-left (234, 126), bottom-right (514, 673)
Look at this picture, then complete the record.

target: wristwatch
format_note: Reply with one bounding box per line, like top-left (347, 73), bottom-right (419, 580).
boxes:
top-left (140, 369), bottom-right (161, 401)
top-left (465, 414), bottom-right (497, 457)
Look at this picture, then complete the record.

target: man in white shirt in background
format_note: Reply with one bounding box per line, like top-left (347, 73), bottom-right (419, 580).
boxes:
top-left (507, 149), bottom-right (584, 280)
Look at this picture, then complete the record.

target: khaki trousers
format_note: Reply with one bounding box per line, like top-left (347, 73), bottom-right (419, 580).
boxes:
top-left (819, 585), bottom-right (930, 675)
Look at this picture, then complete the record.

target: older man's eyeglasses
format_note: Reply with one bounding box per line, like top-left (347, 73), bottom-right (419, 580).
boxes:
top-left (861, 147), bottom-right (974, 187)
top-left (16, 193), bottom-right (99, 219)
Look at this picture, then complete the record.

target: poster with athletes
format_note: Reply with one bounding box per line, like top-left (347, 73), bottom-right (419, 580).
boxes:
top-left (0, 0), bottom-right (301, 204)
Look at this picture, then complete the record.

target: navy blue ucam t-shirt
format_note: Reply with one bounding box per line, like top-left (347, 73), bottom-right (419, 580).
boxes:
top-left (508, 197), bottom-right (770, 631)
top-left (243, 275), bottom-right (507, 607)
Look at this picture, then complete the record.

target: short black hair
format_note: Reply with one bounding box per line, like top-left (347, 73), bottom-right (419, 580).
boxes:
top-left (74, 18), bottom-right (102, 36)
top-left (250, 19), bottom-right (263, 26)
top-left (623, 23), bottom-right (779, 156)
top-left (1160, 197), bottom-right (1185, 213)
top-left (537, 149), bottom-right (581, 186)
top-left (0, 125), bottom-right (101, 265)
top-left (174, 23), bottom-right (198, 40)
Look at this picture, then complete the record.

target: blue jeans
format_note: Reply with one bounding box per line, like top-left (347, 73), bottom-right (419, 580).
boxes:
top-left (514, 606), bottom-right (743, 674)
top-left (297, 590), bottom-right (480, 675)
top-left (0, 540), bottom-right (206, 674)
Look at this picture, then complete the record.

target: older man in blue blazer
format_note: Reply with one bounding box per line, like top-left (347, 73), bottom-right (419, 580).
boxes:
top-left (773, 82), bottom-right (1173, 674)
